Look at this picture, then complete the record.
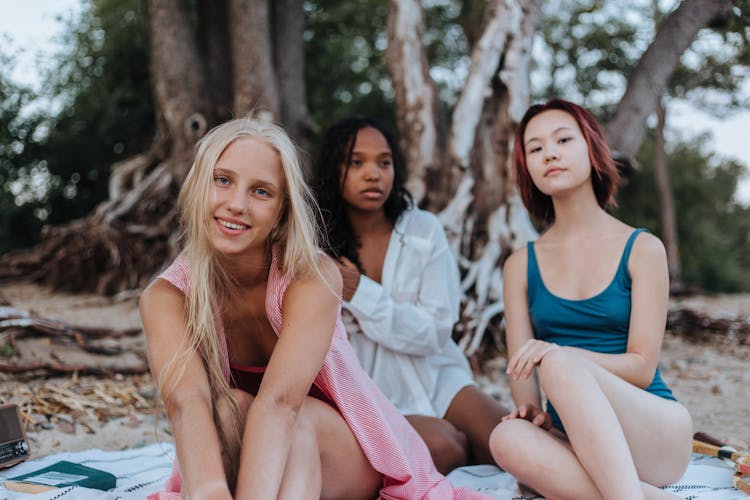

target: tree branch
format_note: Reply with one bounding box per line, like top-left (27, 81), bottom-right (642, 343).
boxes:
top-left (604, 0), bottom-right (734, 158)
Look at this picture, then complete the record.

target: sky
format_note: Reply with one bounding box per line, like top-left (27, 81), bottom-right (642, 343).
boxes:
top-left (1, 0), bottom-right (749, 203)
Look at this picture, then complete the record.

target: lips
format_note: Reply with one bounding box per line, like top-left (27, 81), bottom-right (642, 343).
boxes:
top-left (544, 167), bottom-right (566, 177)
top-left (215, 217), bottom-right (249, 231)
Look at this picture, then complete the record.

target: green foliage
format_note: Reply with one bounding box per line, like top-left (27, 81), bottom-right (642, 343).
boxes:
top-left (0, 50), bottom-right (47, 253)
top-left (39, 0), bottom-right (153, 226)
top-left (304, 0), bottom-right (395, 133)
top-left (535, 0), bottom-right (750, 117)
top-left (0, 0), bottom-right (153, 254)
top-left (535, 0), bottom-right (646, 114)
top-left (669, 0), bottom-right (750, 112)
top-left (615, 133), bottom-right (750, 292)
top-left (304, 0), bottom-right (469, 138)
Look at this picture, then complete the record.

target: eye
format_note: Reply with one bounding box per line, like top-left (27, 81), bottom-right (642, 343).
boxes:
top-left (559, 136), bottom-right (573, 144)
top-left (214, 175), bottom-right (230, 186)
top-left (527, 146), bottom-right (541, 154)
top-left (379, 158), bottom-right (393, 168)
top-left (349, 159), bottom-right (363, 167)
top-left (252, 187), bottom-right (271, 197)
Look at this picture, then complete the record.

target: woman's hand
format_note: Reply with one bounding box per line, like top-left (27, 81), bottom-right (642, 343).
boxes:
top-left (336, 257), bottom-right (361, 301)
top-left (506, 339), bottom-right (560, 381)
top-left (502, 403), bottom-right (552, 430)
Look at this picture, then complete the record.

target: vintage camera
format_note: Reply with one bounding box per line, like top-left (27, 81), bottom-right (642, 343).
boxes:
top-left (0, 404), bottom-right (30, 468)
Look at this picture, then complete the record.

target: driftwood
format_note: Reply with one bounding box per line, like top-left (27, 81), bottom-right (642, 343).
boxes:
top-left (0, 304), bottom-right (147, 377)
top-left (2, 374), bottom-right (159, 430)
top-left (667, 308), bottom-right (750, 345)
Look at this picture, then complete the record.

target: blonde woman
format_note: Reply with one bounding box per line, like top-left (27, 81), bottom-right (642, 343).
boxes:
top-left (141, 117), bottom-right (488, 499)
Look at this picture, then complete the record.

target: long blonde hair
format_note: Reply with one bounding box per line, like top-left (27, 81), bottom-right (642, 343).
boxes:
top-left (162, 117), bottom-right (322, 489)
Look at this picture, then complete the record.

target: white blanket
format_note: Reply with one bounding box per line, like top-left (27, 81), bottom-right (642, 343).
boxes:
top-left (0, 443), bottom-right (746, 499)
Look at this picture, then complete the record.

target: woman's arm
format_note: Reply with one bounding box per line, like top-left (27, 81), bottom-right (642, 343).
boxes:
top-left (140, 280), bottom-right (231, 499)
top-left (502, 249), bottom-right (546, 417)
top-left (344, 214), bottom-right (460, 356)
top-left (564, 232), bottom-right (669, 388)
top-left (234, 255), bottom-right (342, 500)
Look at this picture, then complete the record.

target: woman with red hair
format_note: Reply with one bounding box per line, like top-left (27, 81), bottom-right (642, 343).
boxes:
top-left (489, 99), bottom-right (692, 499)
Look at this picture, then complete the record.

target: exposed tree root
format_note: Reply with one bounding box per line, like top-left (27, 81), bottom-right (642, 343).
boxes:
top-left (0, 156), bottom-right (180, 295)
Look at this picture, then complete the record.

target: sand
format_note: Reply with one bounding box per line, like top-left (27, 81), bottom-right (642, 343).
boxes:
top-left (1, 282), bottom-right (748, 459)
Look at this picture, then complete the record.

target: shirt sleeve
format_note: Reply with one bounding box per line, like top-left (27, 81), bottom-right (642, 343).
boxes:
top-left (344, 217), bottom-right (461, 356)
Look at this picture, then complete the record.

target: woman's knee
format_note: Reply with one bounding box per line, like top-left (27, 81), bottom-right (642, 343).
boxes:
top-left (536, 348), bottom-right (583, 393)
top-left (409, 418), bottom-right (468, 473)
top-left (433, 422), bottom-right (469, 470)
top-left (640, 404), bottom-right (693, 486)
top-left (489, 419), bottom-right (532, 469)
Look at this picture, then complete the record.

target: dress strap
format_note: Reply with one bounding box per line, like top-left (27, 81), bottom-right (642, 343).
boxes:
top-left (618, 228), bottom-right (646, 279)
top-left (526, 241), bottom-right (540, 300)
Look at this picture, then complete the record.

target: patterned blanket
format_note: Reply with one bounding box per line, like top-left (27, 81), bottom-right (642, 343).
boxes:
top-left (0, 443), bottom-right (746, 499)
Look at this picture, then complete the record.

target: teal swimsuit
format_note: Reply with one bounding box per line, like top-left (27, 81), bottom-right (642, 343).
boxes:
top-left (527, 228), bottom-right (676, 433)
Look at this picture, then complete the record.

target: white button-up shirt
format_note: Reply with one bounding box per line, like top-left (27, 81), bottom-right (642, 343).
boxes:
top-left (343, 207), bottom-right (475, 417)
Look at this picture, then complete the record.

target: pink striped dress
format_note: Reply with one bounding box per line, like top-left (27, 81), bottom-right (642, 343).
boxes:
top-left (148, 248), bottom-right (491, 500)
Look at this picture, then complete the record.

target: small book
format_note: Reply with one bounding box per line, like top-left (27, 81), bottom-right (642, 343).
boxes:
top-left (3, 460), bottom-right (116, 493)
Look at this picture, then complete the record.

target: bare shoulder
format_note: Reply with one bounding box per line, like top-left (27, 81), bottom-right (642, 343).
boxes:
top-left (631, 231), bottom-right (667, 262)
top-left (629, 231), bottom-right (667, 277)
top-left (139, 278), bottom-right (185, 317)
top-left (503, 245), bottom-right (529, 279)
top-left (290, 253), bottom-right (342, 295)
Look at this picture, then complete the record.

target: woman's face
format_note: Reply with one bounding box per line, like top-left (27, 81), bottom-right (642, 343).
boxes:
top-left (208, 136), bottom-right (286, 256)
top-left (523, 109), bottom-right (592, 198)
top-left (339, 127), bottom-right (394, 214)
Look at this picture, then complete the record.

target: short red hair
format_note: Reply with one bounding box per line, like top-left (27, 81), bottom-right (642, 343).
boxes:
top-left (513, 99), bottom-right (620, 224)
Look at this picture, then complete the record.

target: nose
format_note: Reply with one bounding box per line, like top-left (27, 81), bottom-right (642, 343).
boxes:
top-left (226, 188), bottom-right (248, 214)
top-left (364, 162), bottom-right (381, 181)
top-left (544, 149), bottom-right (560, 162)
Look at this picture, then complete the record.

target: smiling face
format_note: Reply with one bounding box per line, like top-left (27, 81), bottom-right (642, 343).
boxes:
top-left (340, 127), bottom-right (395, 214)
top-left (208, 137), bottom-right (286, 256)
top-left (523, 109), bottom-right (593, 198)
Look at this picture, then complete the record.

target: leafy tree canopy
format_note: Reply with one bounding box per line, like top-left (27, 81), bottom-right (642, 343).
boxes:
top-left (0, 0), bottom-right (153, 254)
top-left (616, 131), bottom-right (750, 292)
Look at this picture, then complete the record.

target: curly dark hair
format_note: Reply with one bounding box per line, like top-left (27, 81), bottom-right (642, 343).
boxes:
top-left (312, 117), bottom-right (412, 271)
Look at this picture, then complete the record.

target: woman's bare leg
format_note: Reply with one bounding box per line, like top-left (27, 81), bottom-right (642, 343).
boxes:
top-left (444, 385), bottom-right (509, 464)
top-left (490, 419), bottom-right (681, 500)
top-left (539, 350), bottom-right (692, 487)
top-left (489, 349), bottom-right (691, 500)
top-left (224, 391), bottom-right (379, 500)
top-left (305, 397), bottom-right (381, 500)
top-left (405, 414), bottom-right (468, 473)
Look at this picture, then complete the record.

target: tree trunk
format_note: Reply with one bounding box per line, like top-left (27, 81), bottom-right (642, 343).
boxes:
top-left (272, 0), bottom-right (314, 155)
top-left (388, 0), bottom-right (540, 355)
top-left (654, 99), bottom-right (682, 291)
top-left (604, 0), bottom-right (734, 158)
top-left (385, 0), bottom-right (443, 205)
top-left (229, 0), bottom-right (280, 119)
top-left (198, 0), bottom-right (233, 123)
top-left (146, 0), bottom-right (214, 181)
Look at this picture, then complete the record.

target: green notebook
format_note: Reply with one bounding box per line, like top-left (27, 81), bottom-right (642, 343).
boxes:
top-left (3, 460), bottom-right (116, 493)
